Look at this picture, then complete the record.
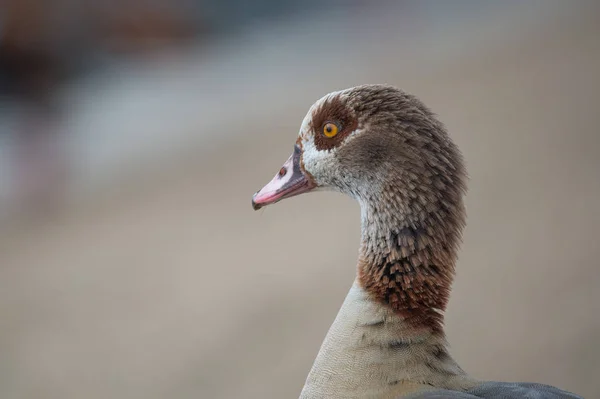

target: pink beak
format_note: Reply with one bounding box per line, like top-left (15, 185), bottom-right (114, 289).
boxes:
top-left (252, 145), bottom-right (316, 210)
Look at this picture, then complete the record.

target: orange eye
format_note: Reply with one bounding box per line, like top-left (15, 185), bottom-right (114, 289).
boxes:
top-left (323, 122), bottom-right (339, 138)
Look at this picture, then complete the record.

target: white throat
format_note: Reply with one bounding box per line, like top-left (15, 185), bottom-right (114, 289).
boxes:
top-left (299, 281), bottom-right (475, 399)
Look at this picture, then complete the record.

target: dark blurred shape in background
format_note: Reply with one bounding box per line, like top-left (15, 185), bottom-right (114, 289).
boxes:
top-left (0, 0), bottom-right (331, 217)
top-left (0, 1), bottom-right (599, 399)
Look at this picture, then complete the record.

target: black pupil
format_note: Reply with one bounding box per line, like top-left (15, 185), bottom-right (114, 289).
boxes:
top-left (326, 125), bottom-right (332, 132)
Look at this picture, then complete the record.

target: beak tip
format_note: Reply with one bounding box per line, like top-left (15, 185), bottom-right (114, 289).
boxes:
top-left (252, 194), bottom-right (263, 211)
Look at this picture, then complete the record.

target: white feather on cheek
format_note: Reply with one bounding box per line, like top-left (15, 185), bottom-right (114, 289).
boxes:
top-left (296, 90), bottom-right (365, 194)
top-left (300, 130), bottom-right (370, 198)
top-left (301, 136), bottom-right (340, 187)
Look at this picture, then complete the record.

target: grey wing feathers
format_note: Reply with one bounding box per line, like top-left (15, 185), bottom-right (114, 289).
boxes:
top-left (405, 382), bottom-right (584, 398)
top-left (467, 382), bottom-right (583, 398)
top-left (404, 389), bottom-right (479, 398)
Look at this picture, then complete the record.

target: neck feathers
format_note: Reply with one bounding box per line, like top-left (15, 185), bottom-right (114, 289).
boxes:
top-left (357, 178), bottom-right (466, 334)
top-left (357, 222), bottom-right (460, 334)
top-left (301, 203), bottom-right (471, 397)
top-left (303, 183), bottom-right (472, 397)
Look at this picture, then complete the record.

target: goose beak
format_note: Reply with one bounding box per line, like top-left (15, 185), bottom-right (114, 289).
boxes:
top-left (252, 145), bottom-right (316, 210)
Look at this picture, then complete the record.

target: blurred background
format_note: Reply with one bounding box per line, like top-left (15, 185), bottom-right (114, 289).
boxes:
top-left (1, 1), bottom-right (599, 398)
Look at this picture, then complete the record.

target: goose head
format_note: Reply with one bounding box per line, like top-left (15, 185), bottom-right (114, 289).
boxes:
top-left (252, 84), bottom-right (466, 237)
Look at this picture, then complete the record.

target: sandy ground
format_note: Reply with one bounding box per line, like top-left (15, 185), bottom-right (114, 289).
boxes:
top-left (1, 3), bottom-right (599, 398)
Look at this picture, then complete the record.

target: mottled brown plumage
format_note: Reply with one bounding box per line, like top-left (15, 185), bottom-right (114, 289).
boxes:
top-left (308, 85), bottom-right (467, 333)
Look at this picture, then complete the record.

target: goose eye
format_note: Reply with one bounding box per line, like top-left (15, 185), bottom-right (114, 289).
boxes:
top-left (323, 122), bottom-right (339, 138)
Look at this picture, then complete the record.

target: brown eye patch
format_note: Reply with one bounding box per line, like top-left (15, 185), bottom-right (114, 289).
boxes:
top-left (312, 95), bottom-right (358, 151)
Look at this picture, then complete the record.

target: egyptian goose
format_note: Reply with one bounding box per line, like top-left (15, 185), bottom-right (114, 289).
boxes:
top-left (251, 85), bottom-right (582, 398)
